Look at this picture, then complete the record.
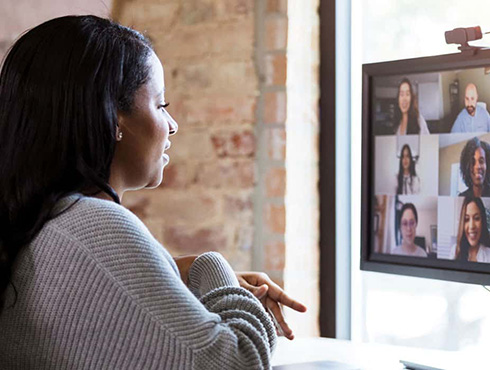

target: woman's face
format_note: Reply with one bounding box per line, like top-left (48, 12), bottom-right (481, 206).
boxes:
top-left (398, 82), bottom-right (411, 114)
top-left (112, 52), bottom-right (178, 193)
top-left (464, 201), bottom-right (482, 248)
top-left (471, 147), bottom-right (486, 187)
top-left (400, 208), bottom-right (417, 245)
top-left (402, 147), bottom-right (411, 172)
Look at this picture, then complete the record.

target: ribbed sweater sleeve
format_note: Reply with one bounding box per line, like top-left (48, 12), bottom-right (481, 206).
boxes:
top-left (0, 196), bottom-right (276, 369)
top-left (188, 251), bottom-right (240, 297)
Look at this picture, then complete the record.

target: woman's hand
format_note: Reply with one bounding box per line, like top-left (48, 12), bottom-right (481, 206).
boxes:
top-left (173, 255), bottom-right (198, 285)
top-left (236, 271), bottom-right (307, 340)
top-left (174, 255), bottom-right (307, 339)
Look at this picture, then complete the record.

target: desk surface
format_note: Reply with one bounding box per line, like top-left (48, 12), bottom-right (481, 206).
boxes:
top-left (271, 337), bottom-right (485, 370)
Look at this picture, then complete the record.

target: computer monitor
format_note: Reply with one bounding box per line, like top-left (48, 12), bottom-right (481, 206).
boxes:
top-left (361, 49), bottom-right (490, 285)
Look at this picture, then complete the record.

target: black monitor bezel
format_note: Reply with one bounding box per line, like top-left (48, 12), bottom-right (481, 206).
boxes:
top-left (361, 49), bottom-right (490, 285)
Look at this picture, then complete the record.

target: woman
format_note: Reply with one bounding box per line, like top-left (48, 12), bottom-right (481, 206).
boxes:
top-left (451, 197), bottom-right (490, 263)
top-left (392, 203), bottom-right (428, 257)
top-left (459, 137), bottom-right (490, 197)
top-left (394, 78), bottom-right (430, 135)
top-left (0, 16), bottom-right (305, 368)
top-left (396, 144), bottom-right (420, 194)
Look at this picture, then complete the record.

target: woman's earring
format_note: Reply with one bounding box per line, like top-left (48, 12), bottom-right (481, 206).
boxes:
top-left (117, 129), bottom-right (123, 141)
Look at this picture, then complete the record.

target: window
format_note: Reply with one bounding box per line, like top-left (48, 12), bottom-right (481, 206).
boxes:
top-left (351, 0), bottom-right (490, 351)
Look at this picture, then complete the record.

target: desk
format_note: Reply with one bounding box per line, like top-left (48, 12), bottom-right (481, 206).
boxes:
top-left (271, 337), bottom-right (486, 370)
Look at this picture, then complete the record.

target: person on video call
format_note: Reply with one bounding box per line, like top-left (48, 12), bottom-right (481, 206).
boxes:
top-left (451, 83), bottom-right (490, 133)
top-left (394, 78), bottom-right (430, 135)
top-left (392, 203), bottom-right (428, 257)
top-left (396, 144), bottom-right (420, 194)
top-left (459, 137), bottom-right (490, 197)
top-left (450, 197), bottom-right (490, 263)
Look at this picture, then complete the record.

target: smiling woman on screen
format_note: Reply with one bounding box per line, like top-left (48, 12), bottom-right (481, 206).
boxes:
top-left (451, 197), bottom-right (490, 263)
top-left (459, 137), bottom-right (490, 197)
top-left (394, 78), bottom-right (429, 135)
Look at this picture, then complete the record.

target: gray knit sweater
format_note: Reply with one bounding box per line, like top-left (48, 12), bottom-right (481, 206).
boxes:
top-left (0, 194), bottom-right (276, 369)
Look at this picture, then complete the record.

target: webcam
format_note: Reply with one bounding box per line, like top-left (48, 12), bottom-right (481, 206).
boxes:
top-left (445, 26), bottom-right (482, 45)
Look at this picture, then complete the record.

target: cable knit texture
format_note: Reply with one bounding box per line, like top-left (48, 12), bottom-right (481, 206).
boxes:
top-left (0, 194), bottom-right (276, 369)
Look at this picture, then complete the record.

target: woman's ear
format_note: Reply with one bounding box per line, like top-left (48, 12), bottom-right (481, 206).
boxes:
top-left (116, 125), bottom-right (123, 141)
top-left (116, 111), bottom-right (125, 142)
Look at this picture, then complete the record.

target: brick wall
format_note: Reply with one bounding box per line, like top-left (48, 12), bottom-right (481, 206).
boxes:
top-left (115, 0), bottom-right (295, 279)
top-left (115, 0), bottom-right (258, 271)
top-left (253, 0), bottom-right (289, 286)
top-left (0, 0), bottom-right (111, 62)
top-left (114, 0), bottom-right (320, 336)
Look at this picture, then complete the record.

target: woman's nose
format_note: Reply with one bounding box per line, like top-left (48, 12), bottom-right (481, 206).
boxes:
top-left (166, 111), bottom-right (179, 135)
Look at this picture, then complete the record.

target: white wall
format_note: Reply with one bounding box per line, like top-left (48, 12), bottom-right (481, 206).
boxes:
top-left (285, 0), bottom-right (320, 337)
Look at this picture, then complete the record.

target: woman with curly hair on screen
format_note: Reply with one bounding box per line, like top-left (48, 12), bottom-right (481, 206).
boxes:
top-left (459, 137), bottom-right (490, 197)
top-left (451, 197), bottom-right (490, 263)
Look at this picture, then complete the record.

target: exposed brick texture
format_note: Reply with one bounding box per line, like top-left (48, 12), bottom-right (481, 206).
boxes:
top-left (196, 159), bottom-right (255, 189)
top-left (265, 16), bottom-right (288, 51)
top-left (113, 2), bottom-right (320, 335)
top-left (266, 0), bottom-right (287, 14)
top-left (264, 240), bottom-right (286, 272)
top-left (267, 127), bottom-right (287, 161)
top-left (114, 0), bottom-right (261, 277)
top-left (163, 225), bottom-right (228, 254)
top-left (266, 167), bottom-right (286, 197)
top-left (265, 53), bottom-right (287, 86)
top-left (224, 192), bottom-right (253, 222)
top-left (177, 95), bottom-right (256, 126)
top-left (211, 129), bottom-right (255, 157)
top-left (264, 90), bottom-right (287, 123)
top-left (124, 190), bottom-right (220, 225)
top-left (0, 0), bottom-right (111, 65)
top-left (264, 203), bottom-right (285, 234)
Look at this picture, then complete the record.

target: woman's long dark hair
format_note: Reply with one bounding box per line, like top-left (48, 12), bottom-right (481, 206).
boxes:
top-left (396, 144), bottom-right (417, 194)
top-left (456, 197), bottom-right (490, 261)
top-left (394, 78), bottom-right (421, 134)
top-left (0, 15), bottom-right (153, 313)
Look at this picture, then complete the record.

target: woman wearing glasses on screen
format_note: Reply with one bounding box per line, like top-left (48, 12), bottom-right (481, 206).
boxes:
top-left (459, 137), bottom-right (490, 197)
top-left (394, 78), bottom-right (429, 135)
top-left (451, 197), bottom-right (490, 263)
top-left (396, 144), bottom-right (420, 195)
top-left (392, 203), bottom-right (428, 257)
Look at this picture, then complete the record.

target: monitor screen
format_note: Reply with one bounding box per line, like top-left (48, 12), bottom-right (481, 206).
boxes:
top-left (362, 50), bottom-right (490, 285)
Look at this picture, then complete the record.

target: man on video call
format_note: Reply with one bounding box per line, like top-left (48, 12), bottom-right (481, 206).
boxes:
top-left (451, 83), bottom-right (490, 133)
